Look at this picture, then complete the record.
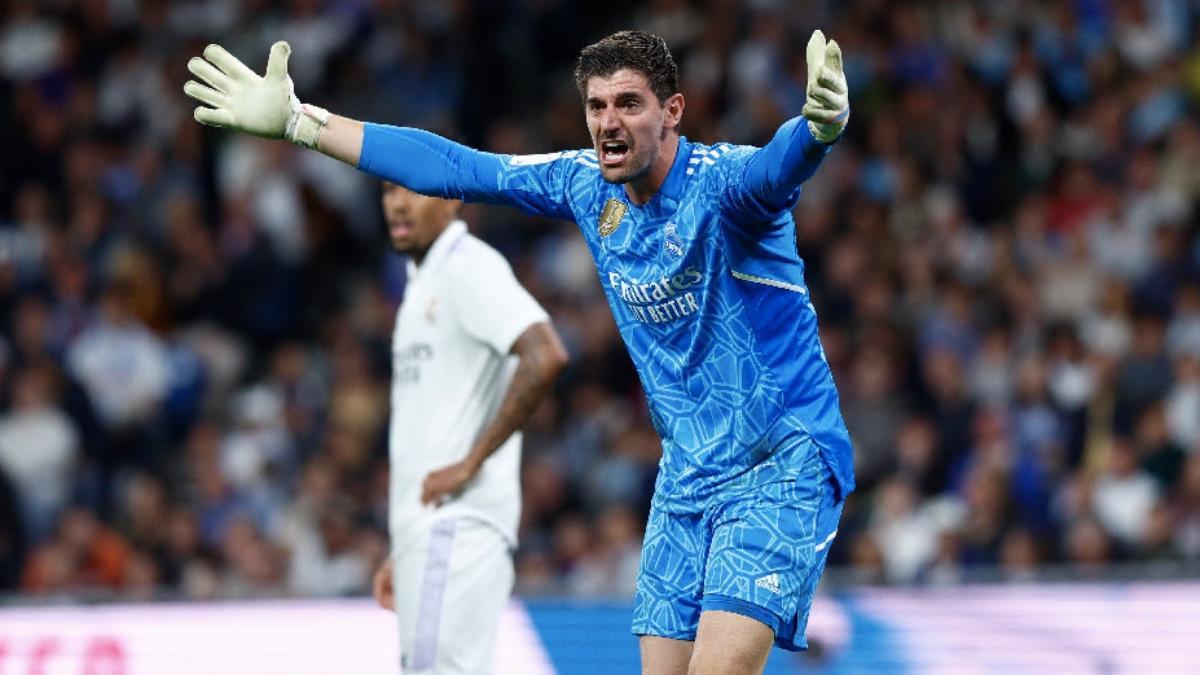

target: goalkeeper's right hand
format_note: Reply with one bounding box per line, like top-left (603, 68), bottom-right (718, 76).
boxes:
top-left (183, 41), bottom-right (329, 149)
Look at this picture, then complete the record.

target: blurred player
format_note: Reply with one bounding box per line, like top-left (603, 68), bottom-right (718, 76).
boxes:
top-left (367, 180), bottom-right (567, 673)
top-left (185, 28), bottom-right (853, 675)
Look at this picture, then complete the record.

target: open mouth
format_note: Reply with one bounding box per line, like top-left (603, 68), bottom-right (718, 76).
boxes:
top-left (600, 140), bottom-right (630, 166)
top-left (388, 219), bottom-right (411, 238)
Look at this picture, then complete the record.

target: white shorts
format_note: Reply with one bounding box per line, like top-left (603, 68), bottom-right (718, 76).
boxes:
top-left (394, 517), bottom-right (514, 674)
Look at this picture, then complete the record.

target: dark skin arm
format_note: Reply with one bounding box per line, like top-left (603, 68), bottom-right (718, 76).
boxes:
top-left (420, 321), bottom-right (568, 505)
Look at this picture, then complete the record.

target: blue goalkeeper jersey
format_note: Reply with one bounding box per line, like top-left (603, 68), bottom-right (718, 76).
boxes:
top-left (359, 119), bottom-right (855, 513)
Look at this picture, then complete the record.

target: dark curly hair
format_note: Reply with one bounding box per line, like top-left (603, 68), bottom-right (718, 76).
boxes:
top-left (574, 30), bottom-right (679, 103)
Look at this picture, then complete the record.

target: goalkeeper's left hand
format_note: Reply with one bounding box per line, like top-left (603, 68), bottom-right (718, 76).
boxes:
top-left (802, 30), bottom-right (849, 144)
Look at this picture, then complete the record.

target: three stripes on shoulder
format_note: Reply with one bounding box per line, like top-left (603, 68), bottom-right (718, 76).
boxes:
top-left (686, 143), bottom-right (732, 175)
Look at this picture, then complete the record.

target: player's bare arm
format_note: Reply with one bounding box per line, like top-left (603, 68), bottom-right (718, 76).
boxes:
top-left (317, 114), bottom-right (365, 166)
top-left (419, 322), bottom-right (568, 506)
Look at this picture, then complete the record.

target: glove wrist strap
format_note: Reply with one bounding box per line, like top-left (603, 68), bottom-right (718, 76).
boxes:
top-left (286, 103), bottom-right (331, 149)
top-left (808, 119), bottom-right (844, 145)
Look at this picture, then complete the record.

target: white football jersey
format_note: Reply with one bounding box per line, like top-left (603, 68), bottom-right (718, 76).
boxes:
top-left (388, 221), bottom-right (549, 549)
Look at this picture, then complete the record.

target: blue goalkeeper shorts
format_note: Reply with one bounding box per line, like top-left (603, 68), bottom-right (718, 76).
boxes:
top-left (631, 449), bottom-right (843, 651)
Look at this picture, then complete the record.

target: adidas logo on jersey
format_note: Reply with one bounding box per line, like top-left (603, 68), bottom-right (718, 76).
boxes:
top-left (755, 573), bottom-right (781, 595)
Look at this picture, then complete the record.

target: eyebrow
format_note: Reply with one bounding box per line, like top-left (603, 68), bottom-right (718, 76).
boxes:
top-left (587, 90), bottom-right (646, 106)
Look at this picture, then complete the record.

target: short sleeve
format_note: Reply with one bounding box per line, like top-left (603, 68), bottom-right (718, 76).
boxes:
top-left (444, 240), bottom-right (550, 355)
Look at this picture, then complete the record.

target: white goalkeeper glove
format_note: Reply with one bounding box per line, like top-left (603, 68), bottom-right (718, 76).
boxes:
top-left (802, 30), bottom-right (849, 144)
top-left (183, 41), bottom-right (329, 149)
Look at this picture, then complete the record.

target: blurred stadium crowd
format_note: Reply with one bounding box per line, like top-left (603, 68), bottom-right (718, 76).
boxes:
top-left (1, 0), bottom-right (1199, 602)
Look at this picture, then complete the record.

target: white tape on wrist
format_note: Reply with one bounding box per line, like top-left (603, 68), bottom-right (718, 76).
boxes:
top-left (286, 103), bottom-right (331, 149)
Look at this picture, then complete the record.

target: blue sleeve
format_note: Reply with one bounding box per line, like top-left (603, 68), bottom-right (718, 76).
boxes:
top-left (356, 123), bottom-right (576, 220)
top-left (719, 116), bottom-right (832, 222)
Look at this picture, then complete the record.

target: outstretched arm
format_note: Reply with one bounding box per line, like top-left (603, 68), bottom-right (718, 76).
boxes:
top-left (739, 116), bottom-right (833, 213)
top-left (183, 41), bottom-right (574, 218)
top-left (420, 322), bottom-right (568, 505)
top-left (316, 117), bottom-right (515, 203)
top-left (727, 30), bottom-right (849, 217)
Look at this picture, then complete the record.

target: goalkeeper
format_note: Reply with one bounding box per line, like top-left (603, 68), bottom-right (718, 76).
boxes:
top-left (186, 29), bottom-right (854, 675)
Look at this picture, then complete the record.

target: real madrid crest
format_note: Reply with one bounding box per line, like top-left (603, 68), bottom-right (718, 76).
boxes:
top-left (598, 198), bottom-right (627, 238)
top-left (663, 222), bottom-right (684, 259)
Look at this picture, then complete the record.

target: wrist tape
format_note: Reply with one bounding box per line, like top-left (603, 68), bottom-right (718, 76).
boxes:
top-left (286, 103), bottom-right (331, 149)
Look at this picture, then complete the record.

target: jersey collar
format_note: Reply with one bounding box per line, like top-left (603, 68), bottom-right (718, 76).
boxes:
top-left (661, 136), bottom-right (694, 200)
top-left (637, 135), bottom-right (692, 211)
top-left (408, 220), bottom-right (468, 278)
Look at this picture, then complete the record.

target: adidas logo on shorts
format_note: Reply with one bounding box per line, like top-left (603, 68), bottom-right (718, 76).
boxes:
top-left (755, 573), bottom-right (781, 595)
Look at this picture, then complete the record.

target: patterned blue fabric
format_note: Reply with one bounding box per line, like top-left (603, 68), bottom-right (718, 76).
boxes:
top-left (359, 121), bottom-right (856, 514)
top-left (631, 449), bottom-right (842, 650)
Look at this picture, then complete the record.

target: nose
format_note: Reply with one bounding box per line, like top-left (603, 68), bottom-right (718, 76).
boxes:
top-left (385, 189), bottom-right (409, 209)
top-left (597, 108), bottom-right (620, 135)
top-left (384, 196), bottom-right (406, 218)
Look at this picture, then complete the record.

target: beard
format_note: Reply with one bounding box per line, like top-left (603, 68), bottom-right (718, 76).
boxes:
top-left (599, 144), bottom-right (656, 185)
top-left (597, 124), bottom-right (672, 185)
